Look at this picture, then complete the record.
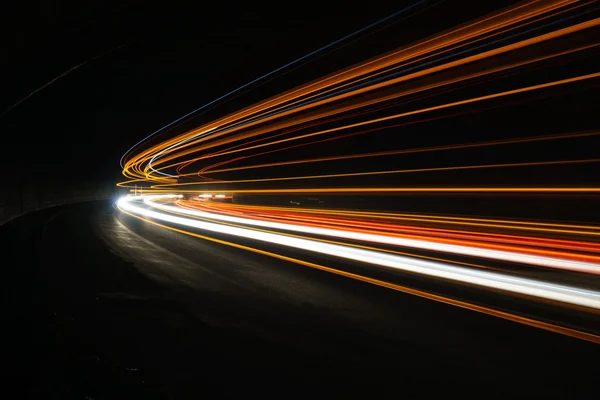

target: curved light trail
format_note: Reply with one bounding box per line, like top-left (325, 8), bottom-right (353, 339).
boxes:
top-left (118, 1), bottom-right (600, 342)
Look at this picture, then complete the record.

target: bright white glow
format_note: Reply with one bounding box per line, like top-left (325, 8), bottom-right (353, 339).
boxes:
top-left (118, 196), bottom-right (600, 309)
top-left (215, 194), bottom-right (226, 198)
top-left (146, 197), bottom-right (600, 275)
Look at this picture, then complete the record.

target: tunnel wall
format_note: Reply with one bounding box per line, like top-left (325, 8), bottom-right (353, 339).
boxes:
top-left (0, 178), bottom-right (117, 226)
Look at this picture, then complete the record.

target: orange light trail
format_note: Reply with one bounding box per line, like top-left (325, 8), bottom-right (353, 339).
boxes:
top-left (117, 204), bottom-right (600, 344)
top-left (117, 1), bottom-right (600, 342)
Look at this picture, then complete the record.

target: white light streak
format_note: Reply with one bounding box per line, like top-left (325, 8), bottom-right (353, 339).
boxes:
top-left (146, 197), bottom-right (600, 275)
top-left (117, 195), bottom-right (600, 309)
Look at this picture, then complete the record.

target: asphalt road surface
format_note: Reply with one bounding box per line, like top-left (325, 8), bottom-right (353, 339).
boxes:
top-left (4, 201), bottom-right (598, 398)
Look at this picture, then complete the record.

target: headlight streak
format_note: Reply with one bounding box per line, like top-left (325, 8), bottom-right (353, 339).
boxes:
top-left (176, 200), bottom-right (600, 254)
top-left (174, 200), bottom-right (511, 274)
top-left (144, 196), bottom-right (600, 274)
top-left (118, 195), bottom-right (600, 310)
top-left (117, 202), bottom-right (600, 344)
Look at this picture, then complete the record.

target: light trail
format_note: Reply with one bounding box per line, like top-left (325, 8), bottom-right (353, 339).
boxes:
top-left (176, 201), bottom-right (600, 254)
top-left (139, 187), bottom-right (600, 194)
top-left (133, 17), bottom-right (600, 172)
top-left (178, 201), bottom-right (600, 233)
top-left (117, 202), bottom-right (600, 344)
top-left (143, 196), bottom-right (600, 274)
top-left (122, 1), bottom-right (595, 177)
top-left (150, 159), bottom-right (600, 188)
top-left (151, 70), bottom-right (600, 168)
top-left (118, 195), bottom-right (600, 310)
top-left (117, 1), bottom-right (600, 342)
top-left (186, 131), bottom-right (600, 176)
top-left (119, 0), bottom-right (430, 169)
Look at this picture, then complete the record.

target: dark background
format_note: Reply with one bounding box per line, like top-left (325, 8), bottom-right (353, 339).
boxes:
top-left (2, 3), bottom-right (600, 397)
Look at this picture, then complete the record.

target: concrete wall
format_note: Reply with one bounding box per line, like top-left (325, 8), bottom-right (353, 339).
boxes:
top-left (0, 178), bottom-right (117, 226)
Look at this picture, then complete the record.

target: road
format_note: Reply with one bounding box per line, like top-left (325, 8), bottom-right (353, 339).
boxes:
top-left (5, 200), bottom-right (598, 398)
